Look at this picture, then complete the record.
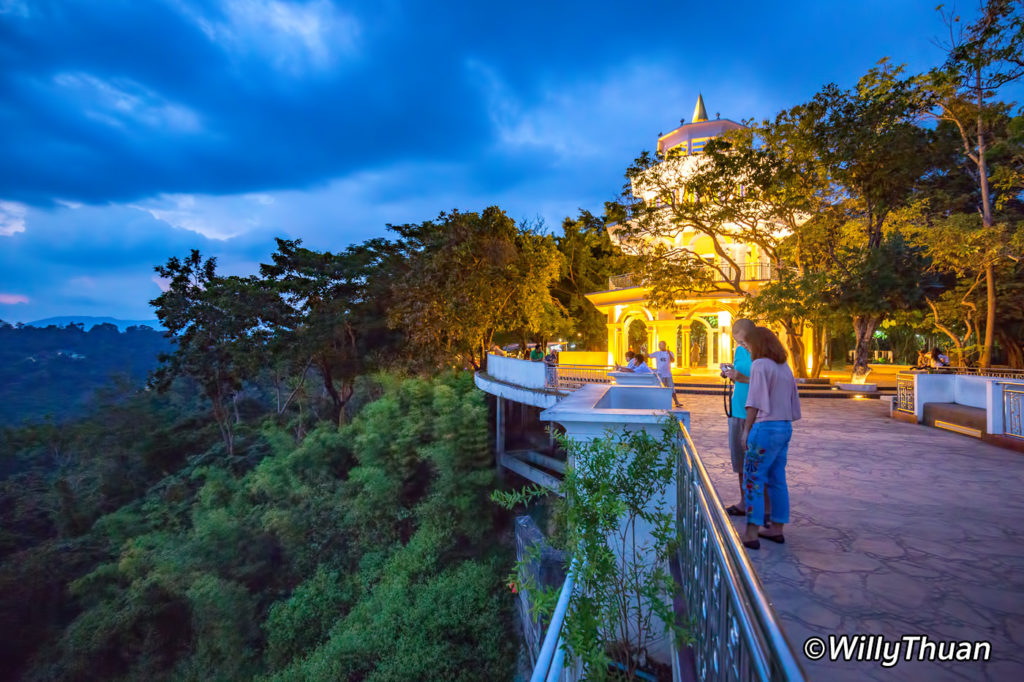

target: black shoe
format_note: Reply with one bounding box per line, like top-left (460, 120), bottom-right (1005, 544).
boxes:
top-left (743, 539), bottom-right (760, 550)
top-left (758, 531), bottom-right (785, 544)
top-left (725, 504), bottom-right (746, 516)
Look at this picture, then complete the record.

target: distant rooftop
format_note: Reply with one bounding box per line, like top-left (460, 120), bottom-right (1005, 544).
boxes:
top-left (656, 94), bottom-right (744, 156)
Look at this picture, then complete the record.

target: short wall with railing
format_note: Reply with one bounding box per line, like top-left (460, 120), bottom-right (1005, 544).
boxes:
top-left (487, 354), bottom-right (549, 390)
top-left (608, 263), bottom-right (776, 290)
top-left (895, 372), bottom-right (1024, 440)
top-left (525, 409), bottom-right (805, 682)
top-left (552, 364), bottom-right (614, 391)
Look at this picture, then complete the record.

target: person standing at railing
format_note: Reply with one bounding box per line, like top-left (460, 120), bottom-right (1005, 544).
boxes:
top-left (530, 344), bottom-right (544, 362)
top-left (722, 319), bottom-right (763, 519)
top-left (543, 348), bottom-right (559, 386)
top-left (650, 340), bottom-right (682, 408)
top-left (739, 327), bottom-right (801, 550)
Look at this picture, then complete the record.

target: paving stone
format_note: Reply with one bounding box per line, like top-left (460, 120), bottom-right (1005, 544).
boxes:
top-left (683, 395), bottom-right (1024, 681)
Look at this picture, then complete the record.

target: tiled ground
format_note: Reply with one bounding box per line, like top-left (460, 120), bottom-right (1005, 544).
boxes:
top-left (683, 394), bottom-right (1024, 682)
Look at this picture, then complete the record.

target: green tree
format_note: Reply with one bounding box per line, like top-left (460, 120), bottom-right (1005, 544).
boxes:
top-left (927, 0), bottom-right (1024, 365)
top-left (151, 252), bottom-right (281, 454)
top-left (388, 207), bottom-right (566, 370)
top-left (259, 238), bottom-right (401, 425)
top-left (551, 210), bottom-right (633, 350)
top-left (797, 63), bottom-right (936, 379)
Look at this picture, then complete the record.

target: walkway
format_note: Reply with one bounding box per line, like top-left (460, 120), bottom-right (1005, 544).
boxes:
top-left (684, 394), bottom-right (1024, 682)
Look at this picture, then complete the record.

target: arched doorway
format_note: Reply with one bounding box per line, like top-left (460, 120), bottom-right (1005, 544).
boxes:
top-left (626, 318), bottom-right (649, 355)
top-left (686, 315), bottom-right (720, 369)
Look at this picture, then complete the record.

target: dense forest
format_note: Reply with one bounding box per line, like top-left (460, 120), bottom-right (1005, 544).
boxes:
top-left (0, 372), bottom-right (516, 680)
top-left (0, 207), bottom-right (620, 681)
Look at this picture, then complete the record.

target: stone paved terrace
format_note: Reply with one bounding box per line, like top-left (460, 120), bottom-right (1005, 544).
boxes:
top-left (683, 394), bottom-right (1024, 682)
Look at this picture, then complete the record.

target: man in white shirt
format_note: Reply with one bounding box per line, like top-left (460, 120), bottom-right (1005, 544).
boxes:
top-left (649, 341), bottom-right (682, 407)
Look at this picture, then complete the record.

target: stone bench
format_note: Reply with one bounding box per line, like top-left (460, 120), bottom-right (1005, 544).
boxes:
top-left (922, 402), bottom-right (987, 439)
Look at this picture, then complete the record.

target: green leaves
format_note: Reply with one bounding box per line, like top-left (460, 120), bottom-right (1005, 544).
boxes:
top-left (387, 207), bottom-right (567, 369)
top-left (502, 422), bottom-right (687, 679)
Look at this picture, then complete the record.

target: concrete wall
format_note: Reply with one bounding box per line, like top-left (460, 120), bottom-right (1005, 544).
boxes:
top-left (540, 384), bottom-right (685, 667)
top-left (474, 371), bottom-right (558, 410)
top-left (912, 373), bottom-right (1016, 436)
top-left (487, 354), bottom-right (548, 390)
top-left (558, 351), bottom-right (607, 366)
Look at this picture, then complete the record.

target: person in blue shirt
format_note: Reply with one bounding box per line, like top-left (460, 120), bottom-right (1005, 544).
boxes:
top-left (632, 353), bottom-right (654, 374)
top-left (722, 319), bottom-right (768, 520)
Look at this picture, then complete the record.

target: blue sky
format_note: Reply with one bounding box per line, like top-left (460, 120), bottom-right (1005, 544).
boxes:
top-left (0, 0), bottom-right (980, 322)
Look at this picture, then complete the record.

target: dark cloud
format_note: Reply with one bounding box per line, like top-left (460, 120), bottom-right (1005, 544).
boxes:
top-left (0, 0), bottom-right (984, 322)
top-left (2, 0), bottom-right (956, 207)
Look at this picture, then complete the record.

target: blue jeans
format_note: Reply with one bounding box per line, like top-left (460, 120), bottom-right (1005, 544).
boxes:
top-left (744, 421), bottom-right (792, 527)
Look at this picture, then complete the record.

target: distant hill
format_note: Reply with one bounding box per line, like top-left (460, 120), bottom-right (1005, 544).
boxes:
top-left (0, 323), bottom-right (173, 425)
top-left (27, 316), bottom-right (165, 331)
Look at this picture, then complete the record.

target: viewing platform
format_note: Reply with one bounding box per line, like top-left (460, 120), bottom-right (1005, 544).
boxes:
top-left (478, 355), bottom-right (1024, 680)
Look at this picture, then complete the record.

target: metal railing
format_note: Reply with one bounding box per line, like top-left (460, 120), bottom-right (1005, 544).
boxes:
top-left (949, 366), bottom-right (1024, 379)
top-left (608, 262), bottom-right (776, 290)
top-left (1005, 386), bottom-right (1024, 441)
top-left (529, 556), bottom-right (580, 682)
top-left (674, 417), bottom-right (806, 681)
top-left (550, 364), bottom-right (614, 391)
top-left (524, 416), bottom-right (806, 681)
top-left (896, 373), bottom-right (915, 414)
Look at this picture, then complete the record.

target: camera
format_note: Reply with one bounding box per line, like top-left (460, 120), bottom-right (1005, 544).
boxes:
top-left (719, 362), bottom-right (733, 378)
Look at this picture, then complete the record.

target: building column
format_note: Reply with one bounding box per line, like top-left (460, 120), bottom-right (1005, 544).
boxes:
top-left (801, 322), bottom-right (815, 376)
top-left (607, 323), bottom-right (621, 365)
top-left (718, 311), bottom-right (733, 368)
top-left (678, 321), bottom-right (692, 369)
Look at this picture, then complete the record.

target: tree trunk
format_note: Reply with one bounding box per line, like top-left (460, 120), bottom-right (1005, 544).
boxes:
top-left (810, 322), bottom-right (826, 379)
top-left (976, 65), bottom-right (996, 368)
top-left (981, 263), bottom-right (996, 367)
top-left (997, 328), bottom-right (1024, 369)
top-left (319, 362), bottom-right (344, 426)
top-left (850, 315), bottom-right (881, 381)
top-left (782, 319), bottom-right (807, 379)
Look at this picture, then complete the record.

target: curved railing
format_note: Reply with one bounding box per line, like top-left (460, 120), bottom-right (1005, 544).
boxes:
top-left (529, 556), bottom-right (579, 682)
top-left (674, 417), bottom-right (806, 681)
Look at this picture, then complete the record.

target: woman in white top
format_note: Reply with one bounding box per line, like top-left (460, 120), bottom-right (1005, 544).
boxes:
top-left (740, 327), bottom-right (801, 550)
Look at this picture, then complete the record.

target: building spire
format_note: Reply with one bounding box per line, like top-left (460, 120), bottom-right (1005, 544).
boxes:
top-left (692, 93), bottom-right (708, 123)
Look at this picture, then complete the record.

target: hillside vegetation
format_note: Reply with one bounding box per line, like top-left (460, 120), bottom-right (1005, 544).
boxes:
top-left (1, 372), bottom-right (515, 680)
top-left (0, 206), bottom-right (628, 680)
